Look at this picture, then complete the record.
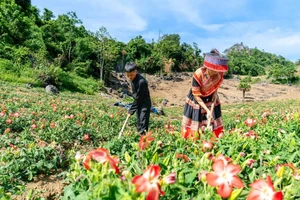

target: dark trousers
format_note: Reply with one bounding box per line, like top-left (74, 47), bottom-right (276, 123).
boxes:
top-left (136, 106), bottom-right (150, 134)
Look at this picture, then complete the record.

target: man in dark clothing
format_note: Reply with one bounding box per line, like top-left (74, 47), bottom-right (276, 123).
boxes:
top-left (125, 62), bottom-right (151, 135)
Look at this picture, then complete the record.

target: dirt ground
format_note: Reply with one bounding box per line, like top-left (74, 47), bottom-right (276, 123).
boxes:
top-left (144, 73), bottom-right (300, 107)
top-left (13, 173), bottom-right (65, 200)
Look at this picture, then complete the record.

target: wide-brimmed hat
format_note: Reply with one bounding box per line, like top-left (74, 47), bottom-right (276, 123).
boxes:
top-left (203, 49), bottom-right (229, 72)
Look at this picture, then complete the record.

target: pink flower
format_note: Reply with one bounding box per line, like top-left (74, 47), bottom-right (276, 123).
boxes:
top-left (132, 165), bottom-right (165, 200)
top-left (245, 118), bottom-right (257, 127)
top-left (31, 124), bottom-right (37, 129)
top-left (6, 118), bottom-right (12, 124)
top-left (163, 172), bottom-right (176, 184)
top-left (0, 112), bottom-right (5, 117)
top-left (239, 152), bottom-right (245, 157)
top-left (13, 112), bottom-right (20, 118)
top-left (202, 140), bottom-right (213, 152)
top-left (246, 159), bottom-right (255, 168)
top-left (247, 175), bottom-right (283, 200)
top-left (244, 130), bottom-right (258, 139)
top-left (83, 148), bottom-right (119, 174)
top-left (213, 154), bottom-right (232, 165)
top-left (262, 111), bottom-right (270, 118)
top-left (206, 159), bottom-right (244, 198)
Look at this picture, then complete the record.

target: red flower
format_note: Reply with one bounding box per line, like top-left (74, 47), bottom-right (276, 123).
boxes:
top-left (206, 159), bottom-right (244, 198)
top-left (83, 134), bottom-right (90, 141)
top-left (83, 148), bottom-right (119, 174)
top-left (6, 118), bottom-right (12, 124)
top-left (247, 175), bottom-right (283, 200)
top-left (132, 165), bottom-right (164, 200)
top-left (0, 112), bottom-right (5, 117)
top-left (176, 153), bottom-right (190, 162)
top-left (31, 124), bottom-right (37, 129)
top-left (13, 112), bottom-right (20, 118)
top-left (245, 118), bottom-right (257, 127)
top-left (202, 140), bottom-right (213, 152)
top-left (244, 130), bottom-right (258, 139)
top-left (139, 131), bottom-right (155, 150)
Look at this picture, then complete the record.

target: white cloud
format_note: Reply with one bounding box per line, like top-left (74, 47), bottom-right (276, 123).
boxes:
top-left (185, 21), bottom-right (300, 61)
top-left (83, 0), bottom-right (147, 32)
top-left (163, 0), bottom-right (223, 31)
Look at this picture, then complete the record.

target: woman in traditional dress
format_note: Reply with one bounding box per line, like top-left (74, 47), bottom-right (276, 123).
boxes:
top-left (181, 49), bottom-right (229, 139)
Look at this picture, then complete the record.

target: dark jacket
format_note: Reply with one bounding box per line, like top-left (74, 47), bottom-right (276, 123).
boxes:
top-left (128, 74), bottom-right (151, 115)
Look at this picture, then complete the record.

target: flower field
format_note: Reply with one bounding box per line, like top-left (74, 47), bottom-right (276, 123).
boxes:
top-left (0, 83), bottom-right (299, 200)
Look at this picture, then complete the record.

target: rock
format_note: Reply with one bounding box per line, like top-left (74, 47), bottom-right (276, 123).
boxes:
top-left (150, 84), bottom-right (156, 90)
top-left (220, 85), bottom-right (229, 90)
top-left (162, 75), bottom-right (173, 81)
top-left (99, 92), bottom-right (111, 98)
top-left (162, 99), bottom-right (168, 106)
top-left (25, 83), bottom-right (32, 89)
top-left (45, 85), bottom-right (59, 95)
top-left (106, 87), bottom-right (113, 93)
top-left (121, 82), bottom-right (128, 88)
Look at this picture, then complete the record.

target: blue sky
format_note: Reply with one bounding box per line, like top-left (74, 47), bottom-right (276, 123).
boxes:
top-left (31, 0), bottom-right (300, 61)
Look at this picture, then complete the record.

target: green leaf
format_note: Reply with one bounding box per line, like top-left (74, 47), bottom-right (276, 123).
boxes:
top-left (125, 151), bottom-right (131, 163)
top-left (228, 188), bottom-right (243, 200)
top-left (162, 154), bottom-right (171, 166)
top-left (151, 152), bottom-right (158, 164)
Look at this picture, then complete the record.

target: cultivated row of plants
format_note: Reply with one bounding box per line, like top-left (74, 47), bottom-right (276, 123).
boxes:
top-left (0, 84), bottom-right (299, 199)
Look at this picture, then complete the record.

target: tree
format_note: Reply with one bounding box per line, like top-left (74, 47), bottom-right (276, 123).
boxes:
top-left (238, 76), bottom-right (251, 101)
top-left (41, 8), bottom-right (54, 22)
top-left (268, 62), bottom-right (297, 84)
top-left (94, 26), bottom-right (111, 81)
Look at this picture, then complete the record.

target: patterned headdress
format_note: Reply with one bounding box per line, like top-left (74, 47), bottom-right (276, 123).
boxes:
top-left (203, 49), bottom-right (229, 72)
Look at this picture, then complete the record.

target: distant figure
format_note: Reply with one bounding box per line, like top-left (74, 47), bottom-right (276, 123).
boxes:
top-left (45, 85), bottom-right (59, 95)
top-left (181, 49), bottom-right (229, 139)
top-left (125, 62), bottom-right (151, 135)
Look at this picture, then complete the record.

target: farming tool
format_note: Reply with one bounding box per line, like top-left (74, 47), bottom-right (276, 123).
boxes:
top-left (206, 102), bottom-right (215, 131)
top-left (118, 114), bottom-right (130, 139)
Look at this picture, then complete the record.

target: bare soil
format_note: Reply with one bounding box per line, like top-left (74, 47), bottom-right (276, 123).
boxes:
top-left (144, 73), bottom-right (300, 107)
top-left (13, 173), bottom-right (65, 200)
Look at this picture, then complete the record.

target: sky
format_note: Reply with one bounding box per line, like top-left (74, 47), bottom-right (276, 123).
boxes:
top-left (31, 0), bottom-right (300, 62)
